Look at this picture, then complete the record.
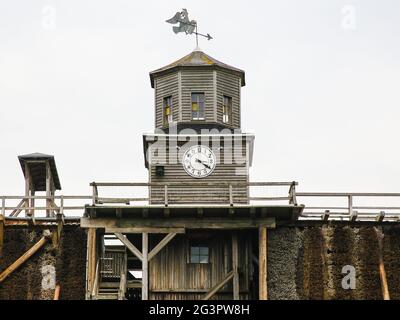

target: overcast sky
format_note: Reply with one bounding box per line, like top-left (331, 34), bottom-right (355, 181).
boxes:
top-left (0, 0), bottom-right (399, 198)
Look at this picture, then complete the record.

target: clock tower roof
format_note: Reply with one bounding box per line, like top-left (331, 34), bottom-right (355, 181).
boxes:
top-left (149, 49), bottom-right (245, 88)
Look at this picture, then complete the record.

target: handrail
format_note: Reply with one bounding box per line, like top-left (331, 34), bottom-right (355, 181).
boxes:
top-left (91, 259), bottom-right (100, 299)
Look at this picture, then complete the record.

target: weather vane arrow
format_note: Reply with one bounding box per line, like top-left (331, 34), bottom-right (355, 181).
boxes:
top-left (166, 9), bottom-right (213, 46)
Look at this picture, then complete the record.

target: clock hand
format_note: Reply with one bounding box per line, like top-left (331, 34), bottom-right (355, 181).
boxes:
top-left (195, 158), bottom-right (211, 170)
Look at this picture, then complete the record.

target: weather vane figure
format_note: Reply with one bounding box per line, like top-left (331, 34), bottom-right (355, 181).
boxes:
top-left (166, 9), bottom-right (213, 46)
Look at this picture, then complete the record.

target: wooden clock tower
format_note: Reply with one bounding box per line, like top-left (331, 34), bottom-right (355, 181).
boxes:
top-left (143, 48), bottom-right (254, 205)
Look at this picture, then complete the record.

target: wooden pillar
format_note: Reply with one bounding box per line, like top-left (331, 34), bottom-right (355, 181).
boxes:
top-left (46, 161), bottom-right (52, 217)
top-left (232, 232), bottom-right (239, 300)
top-left (24, 162), bottom-right (30, 217)
top-left (86, 228), bottom-right (97, 299)
top-left (142, 232), bottom-right (148, 300)
top-left (375, 227), bottom-right (390, 300)
top-left (0, 214), bottom-right (4, 257)
top-left (259, 226), bottom-right (268, 300)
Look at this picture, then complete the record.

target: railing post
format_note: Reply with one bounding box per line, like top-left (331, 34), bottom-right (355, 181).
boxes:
top-left (289, 182), bottom-right (297, 205)
top-left (229, 184), bottom-right (233, 206)
top-left (348, 195), bottom-right (353, 216)
top-left (60, 196), bottom-right (64, 216)
top-left (164, 185), bottom-right (168, 207)
top-left (92, 183), bottom-right (98, 205)
top-left (1, 197), bottom-right (5, 217)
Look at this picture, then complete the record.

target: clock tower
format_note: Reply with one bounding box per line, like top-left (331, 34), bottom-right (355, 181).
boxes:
top-left (143, 48), bottom-right (254, 204)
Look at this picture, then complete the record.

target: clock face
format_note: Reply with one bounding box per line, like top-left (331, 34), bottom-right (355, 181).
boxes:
top-left (182, 145), bottom-right (216, 178)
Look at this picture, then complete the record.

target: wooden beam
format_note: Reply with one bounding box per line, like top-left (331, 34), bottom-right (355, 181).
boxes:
top-left (142, 232), bottom-right (148, 300)
top-left (53, 284), bottom-right (61, 300)
top-left (46, 161), bottom-right (52, 218)
top-left (259, 226), bottom-right (268, 300)
top-left (148, 233), bottom-right (177, 261)
top-left (81, 217), bottom-right (276, 230)
top-left (202, 271), bottom-right (234, 300)
top-left (86, 228), bottom-right (97, 298)
top-left (375, 227), bottom-right (390, 300)
top-left (106, 227), bottom-right (185, 234)
top-left (0, 215), bottom-right (3, 257)
top-left (0, 236), bottom-right (48, 283)
top-left (232, 232), bottom-right (239, 300)
top-left (114, 233), bottom-right (143, 261)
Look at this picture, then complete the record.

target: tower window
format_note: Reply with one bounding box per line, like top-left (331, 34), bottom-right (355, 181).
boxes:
top-left (189, 244), bottom-right (209, 264)
top-left (222, 95), bottom-right (232, 124)
top-left (191, 92), bottom-right (205, 120)
top-left (163, 96), bottom-right (173, 125)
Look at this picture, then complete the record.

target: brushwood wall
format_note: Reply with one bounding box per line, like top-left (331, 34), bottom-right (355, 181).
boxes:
top-left (268, 225), bottom-right (400, 299)
top-left (0, 226), bottom-right (86, 300)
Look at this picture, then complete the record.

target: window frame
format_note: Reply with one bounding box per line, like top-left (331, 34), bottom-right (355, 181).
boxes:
top-left (222, 95), bottom-right (233, 125)
top-left (191, 92), bottom-right (205, 121)
top-left (187, 242), bottom-right (210, 264)
top-left (163, 96), bottom-right (173, 126)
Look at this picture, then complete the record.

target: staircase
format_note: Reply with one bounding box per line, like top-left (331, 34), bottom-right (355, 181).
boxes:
top-left (92, 239), bottom-right (127, 300)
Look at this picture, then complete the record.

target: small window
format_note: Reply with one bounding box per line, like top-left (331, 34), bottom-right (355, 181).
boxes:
top-left (163, 96), bottom-right (173, 126)
top-left (190, 244), bottom-right (209, 264)
top-left (191, 92), bottom-right (205, 120)
top-left (222, 96), bottom-right (232, 124)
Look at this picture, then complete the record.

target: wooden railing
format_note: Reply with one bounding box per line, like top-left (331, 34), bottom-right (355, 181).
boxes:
top-left (2, 183), bottom-right (400, 222)
top-left (90, 181), bottom-right (298, 206)
top-left (297, 192), bottom-right (400, 222)
top-left (0, 195), bottom-right (91, 218)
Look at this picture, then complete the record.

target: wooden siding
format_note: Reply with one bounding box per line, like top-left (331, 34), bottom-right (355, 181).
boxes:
top-left (153, 68), bottom-right (242, 129)
top-left (216, 70), bottom-right (241, 128)
top-left (148, 138), bottom-right (250, 204)
top-left (149, 231), bottom-right (253, 300)
top-left (155, 72), bottom-right (179, 128)
top-left (181, 68), bottom-right (215, 122)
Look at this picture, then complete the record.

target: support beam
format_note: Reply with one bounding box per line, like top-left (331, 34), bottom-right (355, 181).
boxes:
top-left (0, 215), bottom-right (3, 257)
top-left (86, 228), bottom-right (97, 298)
top-left (106, 227), bottom-right (185, 234)
top-left (53, 284), bottom-right (61, 300)
top-left (114, 233), bottom-right (143, 261)
top-left (202, 271), bottom-right (234, 300)
top-left (142, 232), bottom-right (148, 300)
top-left (232, 232), bottom-right (239, 300)
top-left (81, 217), bottom-right (276, 230)
top-left (0, 236), bottom-right (48, 283)
top-left (148, 233), bottom-right (178, 261)
top-left (375, 227), bottom-right (390, 300)
top-left (259, 226), bottom-right (268, 300)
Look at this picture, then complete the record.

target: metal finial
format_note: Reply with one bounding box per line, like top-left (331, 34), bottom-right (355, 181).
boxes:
top-left (166, 9), bottom-right (213, 46)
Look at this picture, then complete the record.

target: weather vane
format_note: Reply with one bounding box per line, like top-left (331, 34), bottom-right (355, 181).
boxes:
top-left (166, 9), bottom-right (213, 46)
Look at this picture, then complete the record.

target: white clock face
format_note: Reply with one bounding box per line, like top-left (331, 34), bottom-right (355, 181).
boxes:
top-left (182, 145), bottom-right (216, 178)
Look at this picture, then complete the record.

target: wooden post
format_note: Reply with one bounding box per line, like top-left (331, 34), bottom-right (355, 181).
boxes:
top-left (0, 236), bottom-right (48, 283)
top-left (24, 162), bottom-right (30, 217)
top-left (54, 284), bottom-right (61, 300)
top-left (375, 227), bottom-right (390, 300)
top-left (46, 161), bottom-right (51, 217)
top-left (142, 232), bottom-right (148, 300)
top-left (86, 228), bottom-right (97, 299)
top-left (259, 226), bottom-right (268, 300)
top-left (0, 214), bottom-right (4, 258)
top-left (232, 232), bottom-right (239, 300)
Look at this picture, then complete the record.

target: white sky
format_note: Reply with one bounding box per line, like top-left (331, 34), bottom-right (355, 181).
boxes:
top-left (0, 0), bottom-right (399, 199)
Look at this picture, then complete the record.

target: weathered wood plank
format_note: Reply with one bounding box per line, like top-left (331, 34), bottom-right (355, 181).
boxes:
top-left (148, 233), bottom-right (178, 261)
top-left (202, 270), bottom-right (234, 300)
top-left (232, 233), bottom-right (239, 300)
top-left (86, 228), bottom-right (97, 298)
top-left (106, 227), bottom-right (185, 234)
top-left (81, 217), bottom-right (276, 230)
top-left (259, 226), bottom-right (267, 300)
top-left (114, 233), bottom-right (143, 262)
top-left (0, 236), bottom-right (48, 283)
top-left (142, 232), bottom-right (148, 300)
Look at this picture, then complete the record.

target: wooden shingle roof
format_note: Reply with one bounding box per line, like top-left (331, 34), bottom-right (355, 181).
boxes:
top-left (149, 49), bottom-right (245, 88)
